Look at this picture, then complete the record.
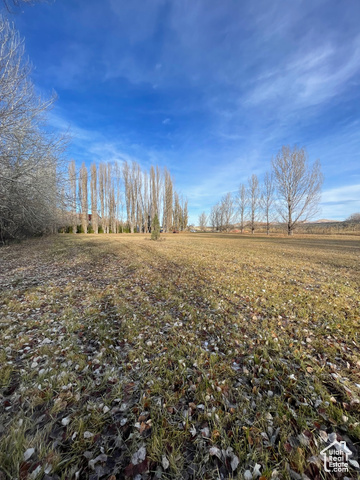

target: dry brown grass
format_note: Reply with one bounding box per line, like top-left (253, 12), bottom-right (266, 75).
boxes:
top-left (0, 233), bottom-right (359, 479)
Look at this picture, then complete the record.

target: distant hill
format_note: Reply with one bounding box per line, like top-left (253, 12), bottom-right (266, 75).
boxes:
top-left (310, 219), bottom-right (341, 223)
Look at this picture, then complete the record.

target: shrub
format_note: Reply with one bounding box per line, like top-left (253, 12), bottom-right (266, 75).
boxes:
top-left (151, 214), bottom-right (161, 240)
top-left (346, 213), bottom-right (360, 223)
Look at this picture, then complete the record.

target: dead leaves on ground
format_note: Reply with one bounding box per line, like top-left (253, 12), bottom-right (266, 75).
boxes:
top-left (0, 234), bottom-right (360, 479)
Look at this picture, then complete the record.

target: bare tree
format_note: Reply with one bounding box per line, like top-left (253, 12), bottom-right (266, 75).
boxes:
top-left (98, 162), bottom-right (111, 233)
top-left (68, 160), bottom-right (77, 233)
top-left (122, 161), bottom-right (131, 233)
top-left (122, 161), bottom-right (138, 233)
top-left (106, 163), bottom-right (116, 233)
top-left (181, 196), bottom-right (189, 231)
top-left (210, 202), bottom-right (222, 232)
top-left (120, 161), bottom-right (184, 235)
top-left (134, 163), bottom-right (143, 233)
top-left (0, 18), bottom-right (66, 243)
top-left (90, 161), bottom-right (122, 234)
top-left (77, 166), bottom-right (83, 230)
top-left (210, 204), bottom-right (217, 232)
top-left (173, 191), bottom-right (180, 232)
top-left (198, 211), bottom-right (207, 231)
top-left (2, 0), bottom-right (42, 12)
top-left (104, 163), bottom-right (111, 234)
top-left (79, 163), bottom-right (88, 234)
top-left (173, 191), bottom-right (189, 232)
top-left (248, 174), bottom-right (260, 234)
top-left (98, 163), bottom-right (105, 232)
top-left (346, 213), bottom-right (360, 223)
top-left (137, 166), bottom-right (147, 233)
top-left (90, 164), bottom-right (98, 233)
top-left (150, 165), bottom-right (161, 223)
top-left (272, 145), bottom-right (323, 235)
top-left (237, 184), bottom-right (247, 233)
top-left (113, 162), bottom-right (122, 233)
top-left (142, 170), bottom-right (150, 233)
top-left (162, 167), bottom-right (173, 233)
top-left (221, 192), bottom-right (236, 232)
top-left (123, 161), bottom-right (147, 233)
top-left (261, 172), bottom-right (275, 235)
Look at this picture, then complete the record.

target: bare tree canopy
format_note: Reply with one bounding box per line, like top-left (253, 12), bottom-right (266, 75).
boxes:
top-left (90, 163), bottom-right (98, 234)
top-left (163, 167), bottom-right (173, 232)
top-left (209, 194), bottom-right (236, 232)
top-left (79, 163), bottom-right (88, 234)
top-left (63, 159), bottom-right (183, 235)
top-left (236, 183), bottom-right (248, 233)
top-left (198, 211), bottom-right (207, 231)
top-left (221, 192), bottom-right (236, 232)
top-left (272, 145), bottom-right (323, 235)
top-left (248, 174), bottom-right (260, 234)
top-left (1, 0), bottom-right (43, 13)
top-left (68, 160), bottom-right (77, 234)
top-left (0, 17), bottom-right (66, 243)
top-left (346, 212), bottom-right (360, 223)
top-left (260, 172), bottom-right (275, 235)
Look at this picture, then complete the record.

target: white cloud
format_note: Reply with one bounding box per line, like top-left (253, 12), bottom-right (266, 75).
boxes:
top-left (246, 36), bottom-right (360, 110)
top-left (48, 112), bottom-right (93, 142)
top-left (321, 183), bottom-right (360, 203)
top-left (320, 184), bottom-right (360, 219)
top-left (28, 1), bottom-right (359, 225)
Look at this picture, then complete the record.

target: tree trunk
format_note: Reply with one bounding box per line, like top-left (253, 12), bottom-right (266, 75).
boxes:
top-left (288, 202), bottom-right (292, 236)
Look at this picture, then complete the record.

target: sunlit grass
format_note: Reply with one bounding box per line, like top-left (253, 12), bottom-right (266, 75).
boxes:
top-left (0, 233), bottom-right (359, 478)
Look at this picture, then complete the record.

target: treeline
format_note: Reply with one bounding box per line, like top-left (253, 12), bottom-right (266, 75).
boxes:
top-left (202, 146), bottom-right (323, 236)
top-left (65, 160), bottom-right (188, 234)
top-left (0, 17), bottom-right (66, 244)
top-left (206, 173), bottom-right (272, 234)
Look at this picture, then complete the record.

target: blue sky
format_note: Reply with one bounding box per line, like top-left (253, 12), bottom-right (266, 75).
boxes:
top-left (13, 0), bottom-right (360, 222)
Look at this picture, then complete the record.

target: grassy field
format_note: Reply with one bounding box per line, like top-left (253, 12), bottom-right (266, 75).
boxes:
top-left (0, 233), bottom-right (359, 480)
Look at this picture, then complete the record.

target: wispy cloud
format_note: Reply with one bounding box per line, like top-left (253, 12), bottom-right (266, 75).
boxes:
top-left (320, 184), bottom-right (360, 219)
top-left (321, 184), bottom-right (360, 204)
top-left (18, 0), bottom-right (360, 222)
top-left (246, 37), bottom-right (360, 111)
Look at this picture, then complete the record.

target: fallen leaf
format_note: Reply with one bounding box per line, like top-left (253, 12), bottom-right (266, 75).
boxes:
top-left (230, 454), bottom-right (239, 471)
top-left (162, 455), bottom-right (170, 470)
top-left (209, 446), bottom-right (221, 459)
top-left (131, 446), bottom-right (146, 465)
top-left (23, 448), bottom-right (35, 461)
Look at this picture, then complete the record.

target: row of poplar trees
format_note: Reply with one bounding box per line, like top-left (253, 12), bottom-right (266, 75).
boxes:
top-left (67, 160), bottom-right (189, 234)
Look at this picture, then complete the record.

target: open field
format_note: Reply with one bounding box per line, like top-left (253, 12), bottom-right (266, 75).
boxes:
top-left (0, 233), bottom-right (360, 480)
